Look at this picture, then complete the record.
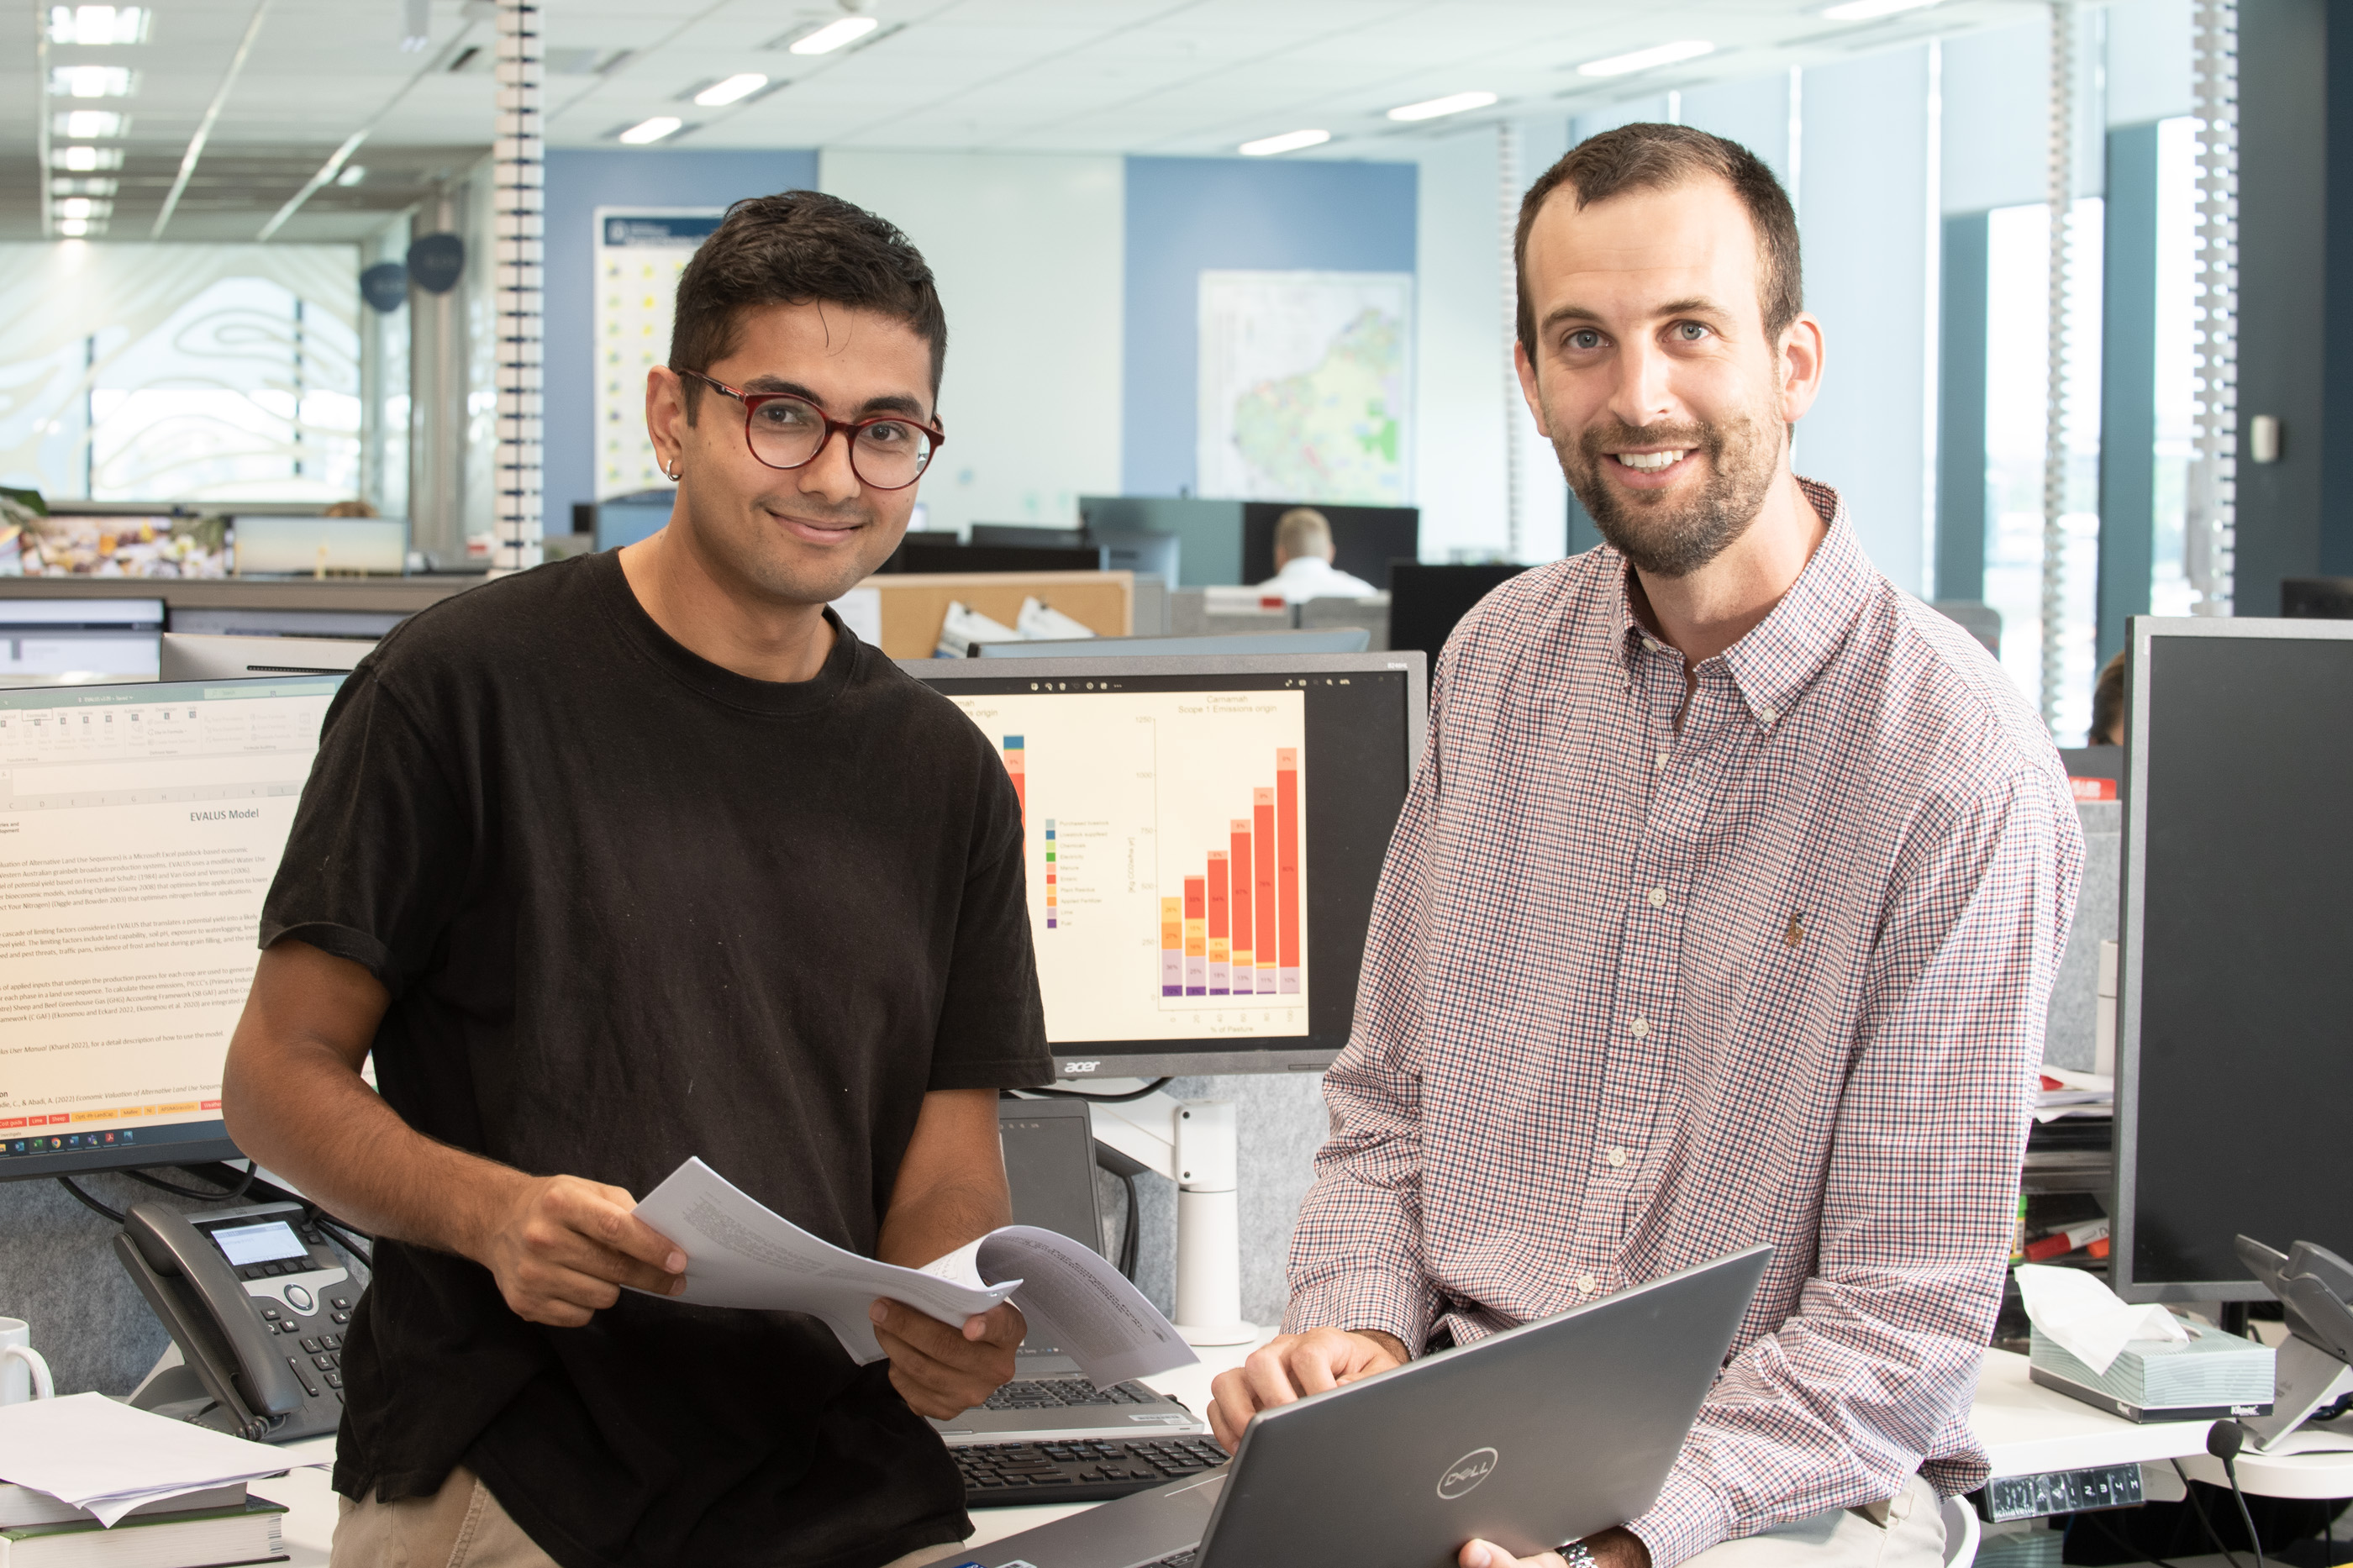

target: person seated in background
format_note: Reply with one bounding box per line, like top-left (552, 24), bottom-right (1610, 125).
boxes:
top-left (1255, 506), bottom-right (1378, 601)
top-left (2090, 650), bottom-right (2125, 745)
top-left (1210, 123), bottom-right (2084, 1568)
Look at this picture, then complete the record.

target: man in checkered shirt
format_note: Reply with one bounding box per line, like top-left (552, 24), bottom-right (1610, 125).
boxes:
top-left (1208, 124), bottom-right (2084, 1568)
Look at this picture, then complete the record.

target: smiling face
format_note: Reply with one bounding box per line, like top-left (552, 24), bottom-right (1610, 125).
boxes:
top-left (1514, 175), bottom-right (1820, 577)
top-left (646, 299), bottom-right (935, 607)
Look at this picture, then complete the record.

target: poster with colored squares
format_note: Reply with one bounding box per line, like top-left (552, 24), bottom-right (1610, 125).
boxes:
top-left (953, 687), bottom-right (1309, 1044)
top-left (592, 208), bottom-right (723, 501)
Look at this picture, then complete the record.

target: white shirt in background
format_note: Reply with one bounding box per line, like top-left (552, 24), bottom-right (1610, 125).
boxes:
top-left (1255, 555), bottom-right (1379, 603)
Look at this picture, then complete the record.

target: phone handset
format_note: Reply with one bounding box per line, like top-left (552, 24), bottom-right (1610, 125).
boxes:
top-left (115, 1202), bottom-right (306, 1439)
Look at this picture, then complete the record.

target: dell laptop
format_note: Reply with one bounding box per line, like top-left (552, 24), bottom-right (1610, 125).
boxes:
top-left (942, 1244), bottom-right (1771, 1568)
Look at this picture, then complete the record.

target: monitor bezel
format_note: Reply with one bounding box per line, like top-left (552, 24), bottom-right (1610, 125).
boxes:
top-left (2111, 613), bottom-right (2353, 1301)
top-left (905, 650), bottom-right (1428, 1079)
top-left (0, 671), bottom-right (347, 1183)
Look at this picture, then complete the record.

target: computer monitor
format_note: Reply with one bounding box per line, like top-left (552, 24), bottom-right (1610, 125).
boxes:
top-left (1240, 503), bottom-right (1419, 589)
top-left (1387, 564), bottom-right (1529, 664)
top-left (161, 634), bottom-right (376, 681)
top-left (1087, 529), bottom-right (1181, 587)
top-left (0, 597), bottom-right (165, 687)
top-left (902, 542), bottom-right (1110, 574)
top-left (973, 629), bottom-right (1370, 660)
top-left (876, 530), bottom-right (964, 573)
top-left (2279, 576), bottom-right (2353, 618)
top-left (2111, 617), bottom-right (2353, 1300)
top-left (0, 674), bottom-right (346, 1179)
top-left (972, 524), bottom-right (1087, 550)
top-left (909, 651), bottom-right (1426, 1078)
top-left (998, 1097), bottom-right (1103, 1256)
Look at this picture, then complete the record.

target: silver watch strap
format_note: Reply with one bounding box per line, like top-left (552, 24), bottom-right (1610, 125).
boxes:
top-left (1560, 1541), bottom-right (1599, 1568)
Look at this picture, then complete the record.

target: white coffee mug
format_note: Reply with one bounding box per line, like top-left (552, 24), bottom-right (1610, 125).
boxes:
top-left (0, 1318), bottom-right (55, 1404)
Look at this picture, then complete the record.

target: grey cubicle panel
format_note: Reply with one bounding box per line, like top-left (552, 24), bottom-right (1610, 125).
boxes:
top-left (1298, 593), bottom-right (1389, 651)
top-left (1078, 497), bottom-right (1243, 588)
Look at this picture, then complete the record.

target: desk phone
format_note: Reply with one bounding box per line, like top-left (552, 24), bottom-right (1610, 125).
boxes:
top-left (116, 1199), bottom-right (355, 1442)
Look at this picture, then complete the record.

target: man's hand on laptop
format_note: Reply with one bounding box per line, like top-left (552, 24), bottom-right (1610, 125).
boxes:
top-left (1461, 1527), bottom-right (1651, 1568)
top-left (1207, 1327), bottom-right (1408, 1450)
top-left (871, 1297), bottom-right (1027, 1419)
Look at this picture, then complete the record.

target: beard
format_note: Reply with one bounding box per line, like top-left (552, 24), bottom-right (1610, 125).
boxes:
top-left (1555, 403), bottom-right (1784, 577)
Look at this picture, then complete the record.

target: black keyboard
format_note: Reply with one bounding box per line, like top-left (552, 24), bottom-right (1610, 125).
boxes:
top-left (954, 1438), bottom-right (1228, 1506)
top-left (982, 1377), bottom-right (1163, 1411)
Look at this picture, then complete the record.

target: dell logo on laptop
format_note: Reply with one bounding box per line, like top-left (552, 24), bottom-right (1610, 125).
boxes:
top-left (1438, 1447), bottom-right (1500, 1500)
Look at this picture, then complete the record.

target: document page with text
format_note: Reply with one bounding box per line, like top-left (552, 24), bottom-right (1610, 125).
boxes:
top-left (0, 676), bottom-right (342, 1166)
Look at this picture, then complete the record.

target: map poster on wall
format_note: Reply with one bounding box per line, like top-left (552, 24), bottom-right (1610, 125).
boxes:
top-left (593, 208), bottom-right (723, 501)
top-left (1195, 270), bottom-right (1414, 506)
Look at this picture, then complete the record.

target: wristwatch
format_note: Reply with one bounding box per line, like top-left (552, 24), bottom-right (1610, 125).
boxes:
top-left (1560, 1540), bottom-right (1598, 1568)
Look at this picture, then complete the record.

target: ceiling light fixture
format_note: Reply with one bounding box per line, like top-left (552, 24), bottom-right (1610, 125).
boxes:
top-left (47, 5), bottom-right (150, 45)
top-left (57, 218), bottom-right (93, 237)
top-left (694, 72), bottom-right (769, 106)
top-left (1239, 128), bottom-right (1331, 157)
top-left (1576, 39), bottom-right (1714, 77)
top-left (55, 197), bottom-right (112, 220)
top-left (1819, 0), bottom-right (1940, 17)
top-left (50, 65), bottom-right (135, 97)
top-left (53, 176), bottom-right (118, 196)
top-left (618, 116), bottom-right (684, 145)
top-left (53, 145), bottom-right (124, 171)
top-left (790, 16), bottom-right (879, 55)
top-left (1387, 90), bottom-right (1498, 122)
top-left (56, 110), bottom-right (126, 138)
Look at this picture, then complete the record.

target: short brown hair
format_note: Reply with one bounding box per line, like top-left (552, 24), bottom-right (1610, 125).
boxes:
top-left (669, 190), bottom-right (947, 416)
top-left (1514, 123), bottom-right (1803, 357)
top-left (2091, 650), bottom-right (2127, 745)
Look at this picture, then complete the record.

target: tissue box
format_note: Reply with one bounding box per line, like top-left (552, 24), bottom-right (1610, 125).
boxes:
top-left (2029, 1321), bottom-right (2276, 1421)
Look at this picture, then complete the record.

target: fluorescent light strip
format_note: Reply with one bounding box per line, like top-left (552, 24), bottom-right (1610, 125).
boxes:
top-left (56, 109), bottom-right (124, 137)
top-left (790, 16), bottom-right (878, 55)
top-left (694, 72), bottom-right (767, 106)
top-left (619, 116), bottom-right (683, 145)
top-left (152, 0), bottom-right (271, 239)
top-left (51, 66), bottom-right (134, 97)
top-left (257, 126), bottom-right (367, 240)
top-left (1239, 128), bottom-right (1330, 157)
top-left (49, 6), bottom-right (150, 45)
top-left (1577, 39), bottom-right (1714, 78)
top-left (1388, 90), bottom-right (1498, 122)
top-left (1820, 0), bottom-right (1940, 17)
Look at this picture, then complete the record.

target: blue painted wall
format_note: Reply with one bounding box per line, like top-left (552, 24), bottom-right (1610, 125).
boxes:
top-left (1121, 156), bottom-right (1417, 497)
top-left (544, 148), bottom-right (819, 527)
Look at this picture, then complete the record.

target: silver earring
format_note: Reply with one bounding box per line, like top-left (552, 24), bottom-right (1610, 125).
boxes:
top-left (666, 460), bottom-right (681, 480)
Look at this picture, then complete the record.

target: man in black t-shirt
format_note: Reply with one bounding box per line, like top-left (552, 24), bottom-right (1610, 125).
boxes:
top-left (222, 192), bottom-right (1050, 1568)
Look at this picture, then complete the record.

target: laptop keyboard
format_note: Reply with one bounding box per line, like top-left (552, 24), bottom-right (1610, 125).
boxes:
top-left (982, 1377), bottom-right (1163, 1410)
top-left (953, 1438), bottom-right (1228, 1506)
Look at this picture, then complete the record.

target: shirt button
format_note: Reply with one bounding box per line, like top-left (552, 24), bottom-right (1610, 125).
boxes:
top-left (1647, 887), bottom-right (1667, 908)
top-left (1577, 1274), bottom-right (1598, 1294)
top-left (1627, 1017), bottom-right (1649, 1039)
top-left (1758, 707), bottom-right (1779, 725)
top-left (1655, 750), bottom-right (1670, 769)
top-left (1606, 1147), bottom-right (1628, 1167)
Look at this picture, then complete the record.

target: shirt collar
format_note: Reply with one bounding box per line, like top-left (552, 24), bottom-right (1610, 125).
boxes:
top-left (1608, 477), bottom-right (1871, 731)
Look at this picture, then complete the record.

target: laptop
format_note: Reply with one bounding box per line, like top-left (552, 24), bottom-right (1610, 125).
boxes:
top-left (943, 1244), bottom-right (1772, 1568)
top-left (932, 1098), bottom-right (1208, 1447)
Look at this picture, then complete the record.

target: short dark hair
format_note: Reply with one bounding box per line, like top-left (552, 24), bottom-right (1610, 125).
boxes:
top-left (1514, 123), bottom-right (1803, 357)
top-left (669, 190), bottom-right (947, 417)
top-left (2091, 650), bottom-right (2127, 745)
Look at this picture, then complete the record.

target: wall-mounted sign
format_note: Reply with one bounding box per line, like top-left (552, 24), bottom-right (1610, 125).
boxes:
top-left (593, 208), bottom-right (724, 501)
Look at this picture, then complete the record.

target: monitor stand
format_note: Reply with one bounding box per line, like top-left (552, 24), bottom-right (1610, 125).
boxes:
top-left (1088, 1087), bottom-right (1257, 1346)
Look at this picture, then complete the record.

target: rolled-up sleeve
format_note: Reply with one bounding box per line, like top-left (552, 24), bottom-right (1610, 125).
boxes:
top-left (1629, 765), bottom-right (2083, 1567)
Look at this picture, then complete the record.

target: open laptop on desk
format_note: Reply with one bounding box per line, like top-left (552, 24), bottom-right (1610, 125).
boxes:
top-left (944, 1245), bottom-right (1771, 1568)
top-left (938, 1098), bottom-right (1209, 1452)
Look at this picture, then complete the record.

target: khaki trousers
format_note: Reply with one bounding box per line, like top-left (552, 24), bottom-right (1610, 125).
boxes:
top-left (330, 1465), bottom-right (958, 1568)
top-left (1678, 1474), bottom-right (1949, 1568)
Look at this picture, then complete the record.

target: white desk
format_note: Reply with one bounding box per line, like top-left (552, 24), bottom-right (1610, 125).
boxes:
top-left (250, 1343), bottom-right (2333, 1564)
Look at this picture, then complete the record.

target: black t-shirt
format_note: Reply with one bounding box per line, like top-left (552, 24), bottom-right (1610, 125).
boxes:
top-left (259, 551), bottom-right (1050, 1568)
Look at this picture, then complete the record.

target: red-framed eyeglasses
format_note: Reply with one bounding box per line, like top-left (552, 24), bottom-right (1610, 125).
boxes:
top-left (679, 369), bottom-right (944, 492)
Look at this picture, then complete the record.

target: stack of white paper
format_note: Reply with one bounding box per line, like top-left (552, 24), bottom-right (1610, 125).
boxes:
top-left (0, 1393), bottom-right (318, 1527)
top-left (634, 1157), bottom-right (1198, 1386)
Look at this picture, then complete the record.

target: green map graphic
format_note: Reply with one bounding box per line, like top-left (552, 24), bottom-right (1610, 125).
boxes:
top-left (1229, 308), bottom-right (1407, 502)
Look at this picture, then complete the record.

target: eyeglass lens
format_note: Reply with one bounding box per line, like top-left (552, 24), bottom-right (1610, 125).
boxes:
top-left (746, 396), bottom-right (934, 488)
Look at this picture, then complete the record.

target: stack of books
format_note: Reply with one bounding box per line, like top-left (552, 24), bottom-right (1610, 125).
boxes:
top-left (0, 1481), bottom-right (286, 1566)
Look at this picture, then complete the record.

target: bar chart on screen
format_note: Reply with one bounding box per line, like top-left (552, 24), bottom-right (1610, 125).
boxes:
top-left (950, 687), bottom-right (1309, 1044)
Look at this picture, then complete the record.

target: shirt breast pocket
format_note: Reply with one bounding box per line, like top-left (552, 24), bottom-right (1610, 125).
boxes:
top-left (1680, 908), bottom-right (1851, 1129)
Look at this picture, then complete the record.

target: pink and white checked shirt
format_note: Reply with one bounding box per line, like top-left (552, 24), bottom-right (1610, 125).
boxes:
top-left (1284, 484), bottom-right (2084, 1567)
